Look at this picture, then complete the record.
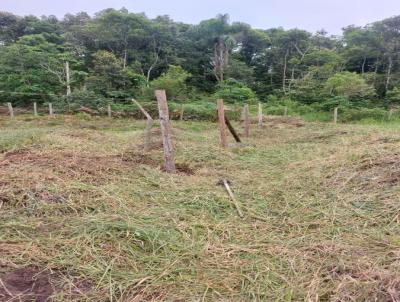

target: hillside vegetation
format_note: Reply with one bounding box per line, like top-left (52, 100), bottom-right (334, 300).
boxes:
top-left (1, 10), bottom-right (400, 119)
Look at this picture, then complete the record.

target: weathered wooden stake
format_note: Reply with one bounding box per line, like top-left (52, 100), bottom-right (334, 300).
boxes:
top-left (155, 90), bottom-right (176, 173)
top-left (7, 103), bottom-right (14, 118)
top-left (217, 99), bottom-right (227, 148)
top-left (243, 104), bottom-right (250, 137)
top-left (33, 102), bottom-right (38, 116)
top-left (333, 107), bottom-right (338, 124)
top-left (180, 104), bottom-right (184, 121)
top-left (107, 104), bottom-right (112, 117)
top-left (258, 102), bottom-right (263, 127)
top-left (284, 106), bottom-right (288, 116)
top-left (132, 98), bottom-right (153, 152)
top-left (49, 103), bottom-right (54, 116)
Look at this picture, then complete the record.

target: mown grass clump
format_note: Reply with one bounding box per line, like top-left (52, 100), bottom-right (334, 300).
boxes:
top-left (0, 115), bottom-right (399, 301)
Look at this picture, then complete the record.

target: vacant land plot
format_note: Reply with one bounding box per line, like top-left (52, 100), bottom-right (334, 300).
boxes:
top-left (0, 115), bottom-right (399, 301)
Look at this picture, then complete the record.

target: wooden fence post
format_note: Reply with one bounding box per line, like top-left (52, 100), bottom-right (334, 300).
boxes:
top-left (258, 102), bottom-right (263, 127)
top-left (132, 99), bottom-right (153, 152)
top-left (49, 103), bottom-right (54, 116)
top-left (284, 106), bottom-right (288, 116)
top-left (244, 104), bottom-right (250, 137)
top-left (7, 103), bottom-right (14, 118)
top-left (217, 99), bottom-right (227, 148)
top-left (107, 104), bottom-right (112, 117)
top-left (155, 90), bottom-right (176, 173)
top-left (333, 107), bottom-right (338, 124)
top-left (33, 102), bottom-right (38, 116)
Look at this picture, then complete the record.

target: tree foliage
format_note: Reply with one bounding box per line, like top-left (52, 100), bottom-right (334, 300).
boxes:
top-left (1, 9), bottom-right (400, 109)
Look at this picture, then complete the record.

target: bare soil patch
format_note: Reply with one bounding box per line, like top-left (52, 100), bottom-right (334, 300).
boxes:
top-left (0, 267), bottom-right (54, 302)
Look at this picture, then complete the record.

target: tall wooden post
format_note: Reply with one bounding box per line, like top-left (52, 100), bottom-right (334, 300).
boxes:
top-left (49, 103), bottom-right (54, 117)
top-left (217, 99), bottom-right (227, 148)
top-left (244, 104), bottom-right (250, 137)
top-left (33, 102), bottom-right (38, 116)
top-left (155, 90), bottom-right (176, 173)
top-left (333, 107), bottom-right (338, 124)
top-left (258, 102), bottom-right (263, 127)
top-left (65, 61), bottom-right (71, 96)
top-left (107, 104), bottom-right (112, 117)
top-left (7, 103), bottom-right (14, 118)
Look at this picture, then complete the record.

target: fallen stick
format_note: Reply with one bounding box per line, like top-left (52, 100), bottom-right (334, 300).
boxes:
top-left (222, 179), bottom-right (244, 218)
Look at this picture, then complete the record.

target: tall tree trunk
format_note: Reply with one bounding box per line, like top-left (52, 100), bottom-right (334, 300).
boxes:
top-left (146, 51), bottom-right (159, 86)
top-left (361, 56), bottom-right (367, 75)
top-left (288, 67), bottom-right (295, 93)
top-left (65, 61), bottom-right (71, 96)
top-left (123, 49), bottom-right (127, 70)
top-left (213, 37), bottom-right (229, 82)
top-left (282, 49), bottom-right (289, 94)
top-left (373, 57), bottom-right (380, 86)
top-left (386, 55), bottom-right (393, 91)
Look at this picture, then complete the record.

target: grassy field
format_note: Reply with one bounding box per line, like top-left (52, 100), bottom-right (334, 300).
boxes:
top-left (0, 114), bottom-right (399, 301)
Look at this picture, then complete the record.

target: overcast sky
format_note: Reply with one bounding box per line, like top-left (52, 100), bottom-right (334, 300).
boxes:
top-left (2, 0), bottom-right (400, 35)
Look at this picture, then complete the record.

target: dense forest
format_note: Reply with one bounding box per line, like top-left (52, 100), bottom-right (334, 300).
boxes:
top-left (1, 8), bottom-right (400, 117)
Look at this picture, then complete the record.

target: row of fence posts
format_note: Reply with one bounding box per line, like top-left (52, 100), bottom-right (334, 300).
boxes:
top-left (6, 102), bottom-right (121, 119)
top-left (3, 102), bottom-right (395, 126)
top-left (6, 102), bottom-right (54, 118)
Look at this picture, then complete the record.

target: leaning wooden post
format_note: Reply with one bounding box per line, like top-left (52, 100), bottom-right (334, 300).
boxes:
top-left (225, 116), bottom-right (241, 143)
top-left (132, 98), bottom-right (153, 152)
top-left (7, 102), bottom-right (14, 118)
top-left (217, 99), bottom-right (227, 148)
top-left (155, 90), bottom-right (176, 173)
top-left (258, 102), bottom-right (263, 127)
top-left (243, 104), bottom-right (250, 137)
top-left (33, 102), bottom-right (38, 116)
top-left (333, 107), bottom-right (338, 124)
top-left (49, 103), bottom-right (54, 117)
top-left (107, 104), bottom-right (112, 117)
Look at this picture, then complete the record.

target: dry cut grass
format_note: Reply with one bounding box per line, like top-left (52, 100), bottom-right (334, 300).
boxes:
top-left (0, 115), bottom-right (399, 301)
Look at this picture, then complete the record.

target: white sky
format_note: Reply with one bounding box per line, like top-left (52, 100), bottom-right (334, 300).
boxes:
top-left (2, 0), bottom-right (400, 35)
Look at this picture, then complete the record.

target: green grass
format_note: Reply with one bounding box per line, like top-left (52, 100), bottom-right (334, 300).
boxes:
top-left (0, 115), bottom-right (399, 301)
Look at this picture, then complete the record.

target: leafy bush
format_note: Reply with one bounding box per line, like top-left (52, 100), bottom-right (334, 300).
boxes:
top-left (385, 87), bottom-right (400, 107)
top-left (56, 91), bottom-right (108, 112)
top-left (311, 96), bottom-right (350, 111)
top-left (339, 107), bottom-right (388, 122)
top-left (213, 79), bottom-right (257, 104)
top-left (325, 72), bottom-right (375, 101)
top-left (148, 65), bottom-right (191, 101)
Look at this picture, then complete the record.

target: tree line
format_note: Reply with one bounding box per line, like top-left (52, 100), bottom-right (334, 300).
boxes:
top-left (1, 8), bottom-right (400, 110)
